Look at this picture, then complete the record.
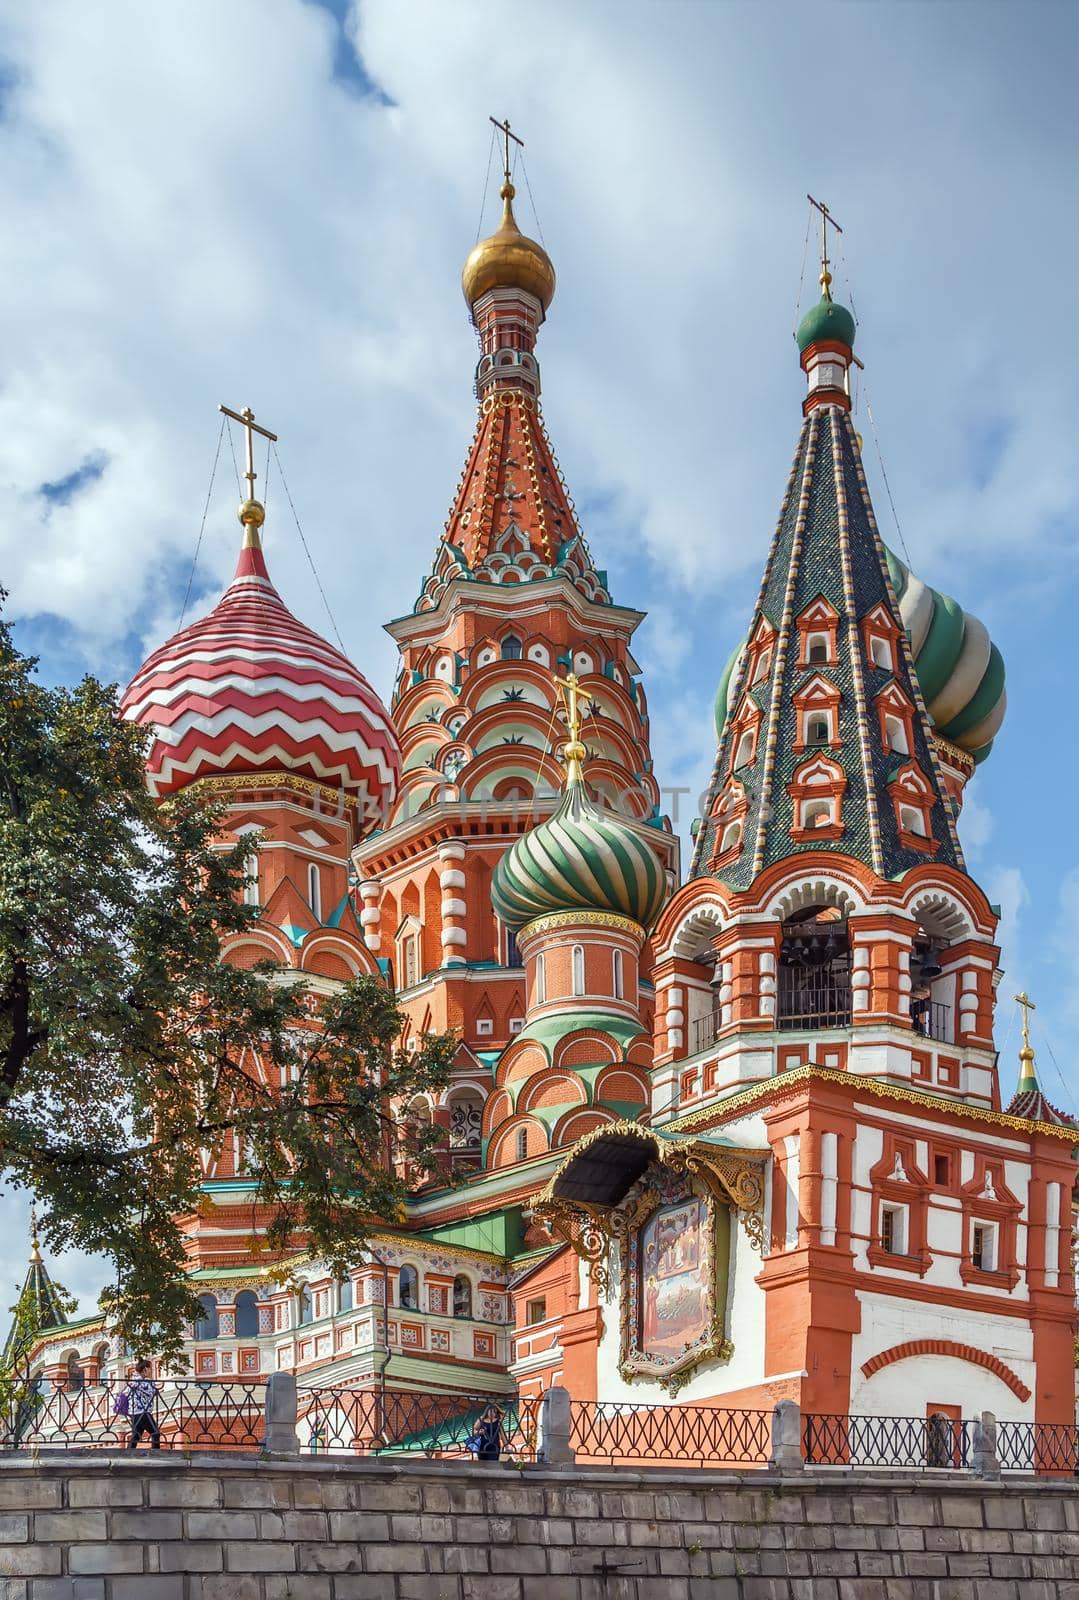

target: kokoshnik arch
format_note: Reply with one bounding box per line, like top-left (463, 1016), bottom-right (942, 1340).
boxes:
top-left (14, 139), bottom-right (1075, 1443)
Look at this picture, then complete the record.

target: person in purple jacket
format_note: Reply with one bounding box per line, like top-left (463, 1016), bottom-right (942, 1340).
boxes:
top-left (125, 1359), bottom-right (161, 1450)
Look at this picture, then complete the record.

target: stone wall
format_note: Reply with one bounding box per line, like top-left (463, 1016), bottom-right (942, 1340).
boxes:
top-left (2, 1453), bottom-right (1079, 1599)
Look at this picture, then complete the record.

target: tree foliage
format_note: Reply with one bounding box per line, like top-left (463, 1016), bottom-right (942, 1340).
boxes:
top-left (0, 605), bottom-right (453, 1363)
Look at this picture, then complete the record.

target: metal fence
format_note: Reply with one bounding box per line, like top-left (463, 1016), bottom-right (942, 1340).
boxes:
top-left (1, 1378), bottom-right (264, 1452)
top-left (570, 1399), bottom-right (772, 1468)
top-left (996, 1420), bottom-right (1079, 1475)
top-left (296, 1387), bottom-right (540, 1460)
top-left (803, 1412), bottom-right (973, 1470)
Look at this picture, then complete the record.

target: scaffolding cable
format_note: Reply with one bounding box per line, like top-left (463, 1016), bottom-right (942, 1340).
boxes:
top-left (270, 443), bottom-right (347, 655)
top-left (177, 416), bottom-right (226, 630)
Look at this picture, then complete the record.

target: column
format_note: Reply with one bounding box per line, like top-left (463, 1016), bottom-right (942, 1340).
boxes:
top-left (437, 842), bottom-right (467, 966)
top-left (358, 878), bottom-right (381, 955)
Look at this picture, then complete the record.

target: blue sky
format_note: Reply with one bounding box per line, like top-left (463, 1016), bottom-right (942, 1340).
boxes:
top-left (0, 0), bottom-right (1077, 1313)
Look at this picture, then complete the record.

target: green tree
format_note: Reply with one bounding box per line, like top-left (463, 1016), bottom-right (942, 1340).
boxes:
top-left (0, 604), bottom-right (453, 1364)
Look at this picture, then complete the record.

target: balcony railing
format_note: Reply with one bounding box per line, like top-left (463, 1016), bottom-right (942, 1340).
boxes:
top-left (692, 1010), bottom-right (722, 1054)
top-left (912, 1000), bottom-right (951, 1043)
top-left (777, 967), bottom-right (852, 1030)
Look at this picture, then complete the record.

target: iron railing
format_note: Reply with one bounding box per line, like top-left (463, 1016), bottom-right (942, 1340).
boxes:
top-left (296, 1387), bottom-right (540, 1459)
top-left (778, 967), bottom-right (852, 1029)
top-left (996, 1420), bottom-right (1079, 1475)
top-left (912, 1000), bottom-right (952, 1043)
top-left (692, 1010), bottom-right (722, 1054)
top-left (2, 1378), bottom-right (264, 1452)
top-left (803, 1412), bottom-right (972, 1469)
top-left (570, 1400), bottom-right (772, 1467)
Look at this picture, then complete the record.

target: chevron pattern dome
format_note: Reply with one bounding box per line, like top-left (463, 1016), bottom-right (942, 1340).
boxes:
top-left (121, 537), bottom-right (401, 815)
top-left (491, 778), bottom-right (665, 933)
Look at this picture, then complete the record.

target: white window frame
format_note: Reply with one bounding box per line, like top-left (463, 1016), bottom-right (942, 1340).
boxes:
top-left (307, 862), bottom-right (321, 921)
top-left (572, 944), bottom-right (585, 997)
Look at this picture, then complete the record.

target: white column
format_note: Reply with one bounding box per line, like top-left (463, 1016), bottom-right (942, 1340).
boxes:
top-left (437, 842), bottom-right (467, 966)
top-left (358, 879), bottom-right (381, 954)
top-left (663, 983), bottom-right (684, 1055)
top-left (820, 1131), bottom-right (838, 1247)
top-left (784, 1134), bottom-right (801, 1251)
top-left (1045, 1181), bottom-right (1061, 1289)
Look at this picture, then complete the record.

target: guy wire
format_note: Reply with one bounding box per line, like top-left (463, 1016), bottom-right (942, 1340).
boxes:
top-left (518, 149), bottom-right (547, 249)
top-left (475, 126), bottom-right (496, 244)
top-left (270, 443), bottom-right (347, 655)
top-left (793, 201), bottom-right (812, 335)
top-left (177, 415), bottom-right (226, 630)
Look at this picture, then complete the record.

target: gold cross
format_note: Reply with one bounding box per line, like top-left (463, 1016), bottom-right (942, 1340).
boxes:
top-left (555, 670), bottom-right (583, 744)
top-left (807, 194), bottom-right (843, 293)
top-left (489, 115), bottom-right (524, 186)
top-left (1014, 990), bottom-right (1036, 1054)
top-left (219, 403), bottom-right (278, 505)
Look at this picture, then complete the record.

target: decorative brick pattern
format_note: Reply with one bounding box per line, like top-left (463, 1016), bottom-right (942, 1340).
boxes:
top-left (2, 1456), bottom-right (1078, 1598)
top-left (861, 1338), bottom-right (1032, 1401)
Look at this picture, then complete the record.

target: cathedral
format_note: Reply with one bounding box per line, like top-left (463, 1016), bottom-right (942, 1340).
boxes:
top-left (14, 149), bottom-right (1077, 1443)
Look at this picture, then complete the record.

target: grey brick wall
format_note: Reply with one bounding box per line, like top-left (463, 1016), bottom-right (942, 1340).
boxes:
top-left (1, 1454), bottom-right (1078, 1598)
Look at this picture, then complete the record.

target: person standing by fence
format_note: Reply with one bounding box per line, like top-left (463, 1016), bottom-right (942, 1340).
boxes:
top-left (124, 1359), bottom-right (161, 1450)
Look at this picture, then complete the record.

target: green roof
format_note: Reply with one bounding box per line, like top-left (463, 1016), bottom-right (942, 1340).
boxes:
top-left (797, 294), bottom-right (856, 354)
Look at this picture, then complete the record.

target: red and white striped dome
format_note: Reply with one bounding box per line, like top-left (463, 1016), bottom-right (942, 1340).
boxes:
top-left (121, 533), bottom-right (400, 820)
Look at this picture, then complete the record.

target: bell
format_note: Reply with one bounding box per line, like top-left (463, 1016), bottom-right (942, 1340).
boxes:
top-left (919, 955), bottom-right (942, 981)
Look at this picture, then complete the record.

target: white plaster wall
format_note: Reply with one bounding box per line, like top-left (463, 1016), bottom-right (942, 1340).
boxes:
top-left (849, 1290), bottom-right (1034, 1421)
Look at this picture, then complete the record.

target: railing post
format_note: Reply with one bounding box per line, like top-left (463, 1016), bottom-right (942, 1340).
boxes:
top-left (971, 1410), bottom-right (1000, 1480)
top-left (537, 1385), bottom-right (575, 1467)
top-left (768, 1399), bottom-right (804, 1473)
top-left (262, 1372), bottom-right (299, 1456)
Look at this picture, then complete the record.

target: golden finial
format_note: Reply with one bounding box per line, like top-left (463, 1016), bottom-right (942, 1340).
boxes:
top-left (218, 404), bottom-right (278, 547)
top-left (29, 1209), bottom-right (41, 1265)
top-left (462, 119), bottom-right (556, 311)
top-left (807, 194), bottom-right (843, 302)
top-left (554, 670), bottom-right (587, 785)
top-left (1015, 990), bottom-right (1038, 1089)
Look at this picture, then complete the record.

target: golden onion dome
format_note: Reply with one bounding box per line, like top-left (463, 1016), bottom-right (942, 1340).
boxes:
top-left (461, 181), bottom-right (556, 312)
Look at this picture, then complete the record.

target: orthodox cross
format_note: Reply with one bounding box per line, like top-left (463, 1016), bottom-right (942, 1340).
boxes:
top-left (555, 670), bottom-right (583, 744)
top-left (807, 194), bottom-right (843, 287)
top-left (489, 115), bottom-right (524, 185)
top-left (219, 403), bottom-right (278, 504)
top-left (1015, 990), bottom-right (1036, 1054)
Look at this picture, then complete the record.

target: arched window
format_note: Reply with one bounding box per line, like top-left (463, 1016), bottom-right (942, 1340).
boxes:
top-left (195, 1294), bottom-right (219, 1340)
top-left (806, 714), bottom-right (830, 745)
top-left (802, 798), bottom-right (833, 830)
top-left (572, 944), bottom-right (585, 997)
top-left (243, 851), bottom-right (259, 908)
top-left (612, 948), bottom-right (624, 1001)
top-left (807, 634), bottom-right (829, 664)
top-left (338, 1277), bottom-right (353, 1313)
top-left (870, 636), bottom-right (892, 670)
top-left (720, 821), bottom-right (742, 854)
top-left (500, 635), bottom-right (522, 661)
top-left (516, 1128), bottom-right (528, 1162)
top-left (884, 715), bottom-right (909, 755)
top-left (307, 863), bottom-right (321, 921)
top-left (900, 803), bottom-right (926, 837)
top-left (535, 951), bottom-right (546, 1005)
top-left (234, 1291), bottom-right (259, 1339)
top-left (734, 730), bottom-right (754, 769)
top-left (778, 906), bottom-right (851, 1029)
top-left (398, 1265), bottom-right (419, 1309)
top-left (66, 1353), bottom-right (84, 1392)
top-left (453, 1274), bottom-right (472, 1319)
top-left (298, 1286), bottom-right (313, 1326)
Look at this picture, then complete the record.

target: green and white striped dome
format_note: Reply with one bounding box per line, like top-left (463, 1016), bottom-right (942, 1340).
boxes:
top-left (491, 777), bottom-right (666, 933)
top-left (714, 544), bottom-right (1006, 765)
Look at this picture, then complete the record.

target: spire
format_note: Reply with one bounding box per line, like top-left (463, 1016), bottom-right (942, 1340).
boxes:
top-left (1, 1216), bottom-right (70, 1371)
top-left (693, 275), bottom-right (964, 885)
top-left (413, 129), bottom-right (606, 614)
top-left (797, 197), bottom-right (857, 414)
top-left (1005, 992), bottom-right (1073, 1125)
top-left (218, 403), bottom-right (278, 577)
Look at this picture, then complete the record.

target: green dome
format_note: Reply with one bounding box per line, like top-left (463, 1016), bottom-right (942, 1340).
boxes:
top-left (491, 777), bottom-right (666, 933)
top-left (797, 294), bottom-right (856, 354)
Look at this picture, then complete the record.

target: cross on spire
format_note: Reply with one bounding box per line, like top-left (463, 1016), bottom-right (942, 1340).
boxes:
top-left (554, 669), bottom-right (588, 785)
top-left (1015, 990), bottom-right (1037, 1055)
top-left (807, 194), bottom-right (843, 300)
top-left (489, 115), bottom-right (524, 186)
top-left (219, 403), bottom-right (278, 507)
